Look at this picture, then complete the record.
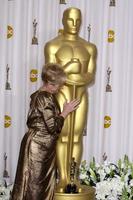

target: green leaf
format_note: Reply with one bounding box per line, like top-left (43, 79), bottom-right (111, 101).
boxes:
top-left (121, 186), bottom-right (129, 200)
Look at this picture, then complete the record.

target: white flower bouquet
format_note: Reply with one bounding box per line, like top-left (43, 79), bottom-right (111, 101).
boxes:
top-left (79, 155), bottom-right (133, 200)
top-left (0, 180), bottom-right (13, 200)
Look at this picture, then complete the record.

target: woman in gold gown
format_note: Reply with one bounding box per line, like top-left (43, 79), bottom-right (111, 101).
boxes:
top-left (11, 63), bottom-right (80, 200)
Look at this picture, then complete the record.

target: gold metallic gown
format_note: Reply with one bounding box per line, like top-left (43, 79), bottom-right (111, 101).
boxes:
top-left (11, 90), bottom-right (64, 200)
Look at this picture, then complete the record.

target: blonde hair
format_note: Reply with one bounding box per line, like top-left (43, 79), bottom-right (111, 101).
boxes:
top-left (41, 63), bottom-right (66, 85)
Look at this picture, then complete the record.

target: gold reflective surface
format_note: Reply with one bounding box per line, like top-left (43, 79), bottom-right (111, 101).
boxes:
top-left (11, 91), bottom-right (64, 200)
top-left (44, 7), bottom-right (97, 198)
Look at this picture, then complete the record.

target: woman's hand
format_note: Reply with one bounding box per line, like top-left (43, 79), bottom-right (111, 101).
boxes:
top-left (60, 99), bottom-right (80, 118)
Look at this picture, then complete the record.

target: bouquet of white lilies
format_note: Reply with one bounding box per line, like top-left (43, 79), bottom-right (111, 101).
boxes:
top-left (0, 180), bottom-right (13, 200)
top-left (0, 155), bottom-right (133, 200)
top-left (79, 155), bottom-right (133, 200)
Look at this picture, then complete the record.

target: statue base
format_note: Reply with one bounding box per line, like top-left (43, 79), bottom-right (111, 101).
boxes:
top-left (55, 185), bottom-right (95, 200)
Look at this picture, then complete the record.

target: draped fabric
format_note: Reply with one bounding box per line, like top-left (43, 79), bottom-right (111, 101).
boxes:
top-left (0, 0), bottom-right (133, 183)
top-left (11, 90), bottom-right (64, 200)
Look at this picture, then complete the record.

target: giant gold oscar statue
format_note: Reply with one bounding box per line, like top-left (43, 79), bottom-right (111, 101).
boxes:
top-left (44, 7), bottom-right (97, 200)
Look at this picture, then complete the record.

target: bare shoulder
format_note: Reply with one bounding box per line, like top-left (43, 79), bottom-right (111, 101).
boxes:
top-left (84, 40), bottom-right (97, 56)
top-left (45, 35), bottom-right (62, 52)
top-left (87, 42), bottom-right (97, 56)
top-left (79, 37), bottom-right (97, 55)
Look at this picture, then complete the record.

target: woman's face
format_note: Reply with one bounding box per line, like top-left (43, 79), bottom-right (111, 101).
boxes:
top-left (47, 83), bottom-right (63, 94)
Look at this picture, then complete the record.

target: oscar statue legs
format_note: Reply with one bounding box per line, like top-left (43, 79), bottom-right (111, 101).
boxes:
top-left (56, 139), bottom-right (69, 192)
top-left (55, 137), bottom-right (95, 200)
top-left (56, 137), bottom-right (83, 192)
top-left (55, 89), bottom-right (95, 199)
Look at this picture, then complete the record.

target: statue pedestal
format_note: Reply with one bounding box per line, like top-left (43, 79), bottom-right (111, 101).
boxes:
top-left (55, 186), bottom-right (95, 200)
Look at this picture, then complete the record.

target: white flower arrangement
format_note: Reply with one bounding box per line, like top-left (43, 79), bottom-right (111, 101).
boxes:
top-left (0, 180), bottom-right (13, 200)
top-left (79, 155), bottom-right (133, 200)
top-left (0, 155), bottom-right (133, 199)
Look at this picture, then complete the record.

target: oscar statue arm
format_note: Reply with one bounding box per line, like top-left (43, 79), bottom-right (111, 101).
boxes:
top-left (65, 44), bottom-right (97, 86)
top-left (85, 43), bottom-right (97, 85)
top-left (44, 41), bottom-right (58, 63)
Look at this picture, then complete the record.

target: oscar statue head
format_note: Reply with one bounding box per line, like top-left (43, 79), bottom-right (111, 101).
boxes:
top-left (62, 7), bottom-right (81, 35)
